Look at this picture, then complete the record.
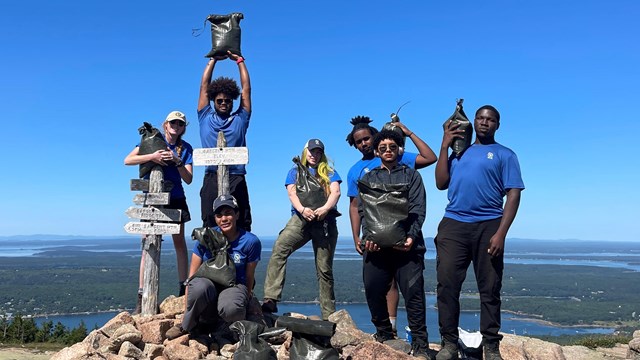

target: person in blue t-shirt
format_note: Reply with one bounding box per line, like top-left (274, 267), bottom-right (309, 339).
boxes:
top-left (124, 110), bottom-right (194, 314)
top-left (262, 139), bottom-right (342, 320)
top-left (434, 105), bottom-right (524, 360)
top-left (345, 115), bottom-right (436, 337)
top-left (166, 195), bottom-right (262, 340)
top-left (198, 51), bottom-right (253, 231)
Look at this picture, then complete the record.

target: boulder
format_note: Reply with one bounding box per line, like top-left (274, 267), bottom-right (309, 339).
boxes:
top-left (138, 318), bottom-right (174, 344)
top-left (348, 340), bottom-right (414, 359)
top-left (328, 309), bottom-right (372, 350)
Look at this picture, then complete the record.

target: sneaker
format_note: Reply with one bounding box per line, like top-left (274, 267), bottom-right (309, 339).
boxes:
top-left (166, 325), bottom-right (188, 340)
top-left (412, 340), bottom-right (437, 360)
top-left (483, 341), bottom-right (503, 360)
top-left (261, 298), bottom-right (278, 313)
top-left (435, 339), bottom-right (459, 360)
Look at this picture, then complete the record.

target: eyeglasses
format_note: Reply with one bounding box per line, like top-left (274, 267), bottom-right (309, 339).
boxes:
top-left (378, 144), bottom-right (398, 153)
top-left (216, 98), bottom-right (233, 105)
top-left (168, 120), bottom-right (185, 126)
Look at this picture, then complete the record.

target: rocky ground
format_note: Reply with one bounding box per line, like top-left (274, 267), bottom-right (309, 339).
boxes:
top-left (26, 295), bottom-right (640, 359)
top-left (0, 347), bottom-right (53, 360)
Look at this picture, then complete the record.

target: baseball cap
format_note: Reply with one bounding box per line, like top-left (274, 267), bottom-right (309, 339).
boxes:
top-left (213, 195), bottom-right (239, 213)
top-left (306, 139), bottom-right (325, 151)
top-left (165, 110), bottom-right (187, 124)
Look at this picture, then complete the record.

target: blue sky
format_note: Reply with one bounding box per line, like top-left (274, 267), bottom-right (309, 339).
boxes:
top-left (1, 1), bottom-right (638, 242)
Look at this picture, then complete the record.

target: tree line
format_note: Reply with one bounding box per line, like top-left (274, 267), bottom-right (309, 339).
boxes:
top-left (0, 313), bottom-right (87, 345)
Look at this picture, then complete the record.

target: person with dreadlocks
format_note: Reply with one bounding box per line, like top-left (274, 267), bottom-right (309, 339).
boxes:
top-left (124, 110), bottom-right (194, 313)
top-left (198, 51), bottom-right (252, 230)
top-left (262, 139), bottom-right (342, 320)
top-left (346, 115), bottom-right (436, 338)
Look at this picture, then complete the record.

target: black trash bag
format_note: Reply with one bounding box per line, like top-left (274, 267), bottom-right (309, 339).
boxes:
top-left (382, 101), bottom-right (410, 146)
top-left (229, 320), bottom-right (276, 360)
top-left (189, 227), bottom-right (236, 287)
top-left (137, 122), bottom-right (167, 178)
top-left (275, 316), bottom-right (336, 337)
top-left (293, 156), bottom-right (327, 211)
top-left (357, 179), bottom-right (409, 248)
top-left (204, 13), bottom-right (243, 58)
top-left (290, 333), bottom-right (339, 360)
top-left (458, 328), bottom-right (482, 360)
top-left (444, 98), bottom-right (473, 156)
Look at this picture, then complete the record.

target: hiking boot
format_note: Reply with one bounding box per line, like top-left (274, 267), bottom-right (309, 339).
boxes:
top-left (436, 339), bottom-right (459, 360)
top-left (132, 293), bottom-right (142, 315)
top-left (483, 341), bottom-right (503, 360)
top-left (261, 298), bottom-right (278, 313)
top-left (166, 325), bottom-right (188, 340)
top-left (412, 341), bottom-right (437, 360)
top-left (374, 330), bottom-right (395, 343)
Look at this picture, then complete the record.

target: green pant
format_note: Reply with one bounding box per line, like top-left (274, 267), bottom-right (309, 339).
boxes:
top-left (263, 215), bottom-right (338, 319)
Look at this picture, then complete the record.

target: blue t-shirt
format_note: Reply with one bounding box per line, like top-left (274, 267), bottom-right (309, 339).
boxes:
top-left (192, 228), bottom-right (261, 286)
top-left (346, 152), bottom-right (418, 197)
top-left (197, 105), bottom-right (250, 175)
top-left (444, 143), bottom-right (525, 223)
top-left (285, 166), bottom-right (342, 216)
top-left (138, 140), bottom-right (193, 199)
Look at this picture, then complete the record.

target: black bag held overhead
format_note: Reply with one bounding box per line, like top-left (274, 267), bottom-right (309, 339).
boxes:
top-left (293, 156), bottom-right (327, 211)
top-left (444, 98), bottom-right (473, 156)
top-left (204, 13), bottom-right (243, 58)
top-left (358, 178), bottom-right (409, 248)
top-left (189, 227), bottom-right (236, 287)
top-left (137, 122), bottom-right (167, 178)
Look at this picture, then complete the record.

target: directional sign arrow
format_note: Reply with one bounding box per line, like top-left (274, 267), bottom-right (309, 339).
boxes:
top-left (193, 147), bottom-right (249, 166)
top-left (124, 222), bottom-right (180, 235)
top-left (125, 207), bottom-right (182, 222)
top-left (132, 193), bottom-right (170, 205)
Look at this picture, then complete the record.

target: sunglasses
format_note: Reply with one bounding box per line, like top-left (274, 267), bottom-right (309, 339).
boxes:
top-left (168, 120), bottom-right (185, 126)
top-left (216, 98), bottom-right (233, 105)
top-left (378, 144), bottom-right (399, 153)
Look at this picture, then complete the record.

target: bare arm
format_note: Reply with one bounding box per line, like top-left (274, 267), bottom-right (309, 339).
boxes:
top-left (349, 197), bottom-right (363, 255)
top-left (177, 164), bottom-right (193, 185)
top-left (198, 59), bottom-right (216, 111)
top-left (394, 121), bottom-right (436, 169)
top-left (488, 188), bottom-right (522, 257)
top-left (124, 146), bottom-right (168, 166)
top-left (314, 181), bottom-right (341, 220)
top-left (227, 52), bottom-right (251, 113)
top-left (245, 261), bottom-right (258, 299)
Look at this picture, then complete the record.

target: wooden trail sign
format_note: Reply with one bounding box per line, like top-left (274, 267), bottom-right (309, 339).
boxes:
top-left (124, 222), bottom-right (181, 235)
top-left (130, 179), bottom-right (174, 192)
top-left (193, 147), bottom-right (248, 166)
top-left (132, 193), bottom-right (170, 205)
top-left (125, 206), bottom-right (182, 222)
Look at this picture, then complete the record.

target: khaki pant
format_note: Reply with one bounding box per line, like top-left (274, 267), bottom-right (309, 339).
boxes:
top-left (263, 215), bottom-right (338, 319)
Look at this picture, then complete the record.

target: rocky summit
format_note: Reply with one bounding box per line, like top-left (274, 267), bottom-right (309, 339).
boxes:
top-left (50, 295), bottom-right (639, 360)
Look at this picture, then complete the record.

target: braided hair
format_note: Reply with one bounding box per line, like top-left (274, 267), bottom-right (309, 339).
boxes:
top-left (345, 115), bottom-right (379, 147)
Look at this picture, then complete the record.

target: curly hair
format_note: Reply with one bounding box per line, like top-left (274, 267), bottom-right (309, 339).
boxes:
top-left (346, 115), bottom-right (379, 147)
top-left (207, 76), bottom-right (241, 100)
top-left (372, 129), bottom-right (404, 150)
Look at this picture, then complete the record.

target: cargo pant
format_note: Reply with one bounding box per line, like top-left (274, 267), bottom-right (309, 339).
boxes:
top-left (181, 277), bottom-right (249, 332)
top-left (263, 214), bottom-right (338, 320)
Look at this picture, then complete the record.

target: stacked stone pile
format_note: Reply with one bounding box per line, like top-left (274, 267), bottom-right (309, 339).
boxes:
top-left (50, 295), bottom-right (638, 360)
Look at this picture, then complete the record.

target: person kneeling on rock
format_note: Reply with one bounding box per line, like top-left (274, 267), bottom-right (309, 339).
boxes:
top-left (166, 195), bottom-right (262, 340)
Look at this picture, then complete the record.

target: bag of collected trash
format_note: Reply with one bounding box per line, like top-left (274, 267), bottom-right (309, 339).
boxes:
top-left (229, 320), bottom-right (276, 360)
top-left (357, 175), bottom-right (409, 248)
top-left (189, 227), bottom-right (236, 287)
top-left (204, 13), bottom-right (243, 58)
top-left (137, 122), bottom-right (167, 178)
top-left (458, 327), bottom-right (482, 360)
top-left (382, 101), bottom-right (410, 146)
top-left (443, 99), bottom-right (473, 156)
top-left (276, 316), bottom-right (338, 360)
top-left (293, 156), bottom-right (327, 211)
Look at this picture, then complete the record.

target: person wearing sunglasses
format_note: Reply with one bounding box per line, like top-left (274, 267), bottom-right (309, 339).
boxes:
top-left (345, 115), bottom-right (436, 338)
top-left (124, 110), bottom-right (194, 314)
top-left (434, 105), bottom-right (524, 360)
top-left (198, 51), bottom-right (253, 231)
top-left (358, 129), bottom-right (436, 359)
top-left (262, 139), bottom-right (342, 321)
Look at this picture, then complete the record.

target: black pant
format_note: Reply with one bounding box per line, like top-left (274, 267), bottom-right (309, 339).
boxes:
top-left (435, 217), bottom-right (503, 343)
top-left (363, 247), bottom-right (428, 343)
top-left (200, 173), bottom-right (252, 230)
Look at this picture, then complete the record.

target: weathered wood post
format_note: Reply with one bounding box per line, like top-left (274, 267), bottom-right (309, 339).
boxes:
top-left (216, 132), bottom-right (230, 196)
top-left (193, 131), bottom-right (248, 198)
top-left (125, 166), bottom-right (181, 316)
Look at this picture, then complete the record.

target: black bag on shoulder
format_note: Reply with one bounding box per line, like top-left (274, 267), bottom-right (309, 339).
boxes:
top-left (293, 156), bottom-right (327, 211)
top-left (204, 13), bottom-right (243, 58)
top-left (358, 176), bottom-right (409, 248)
top-left (137, 122), bottom-right (167, 178)
top-left (444, 98), bottom-right (473, 156)
top-left (189, 227), bottom-right (236, 287)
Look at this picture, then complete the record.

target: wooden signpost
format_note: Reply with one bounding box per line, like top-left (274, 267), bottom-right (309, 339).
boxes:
top-left (123, 131), bottom-right (248, 316)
